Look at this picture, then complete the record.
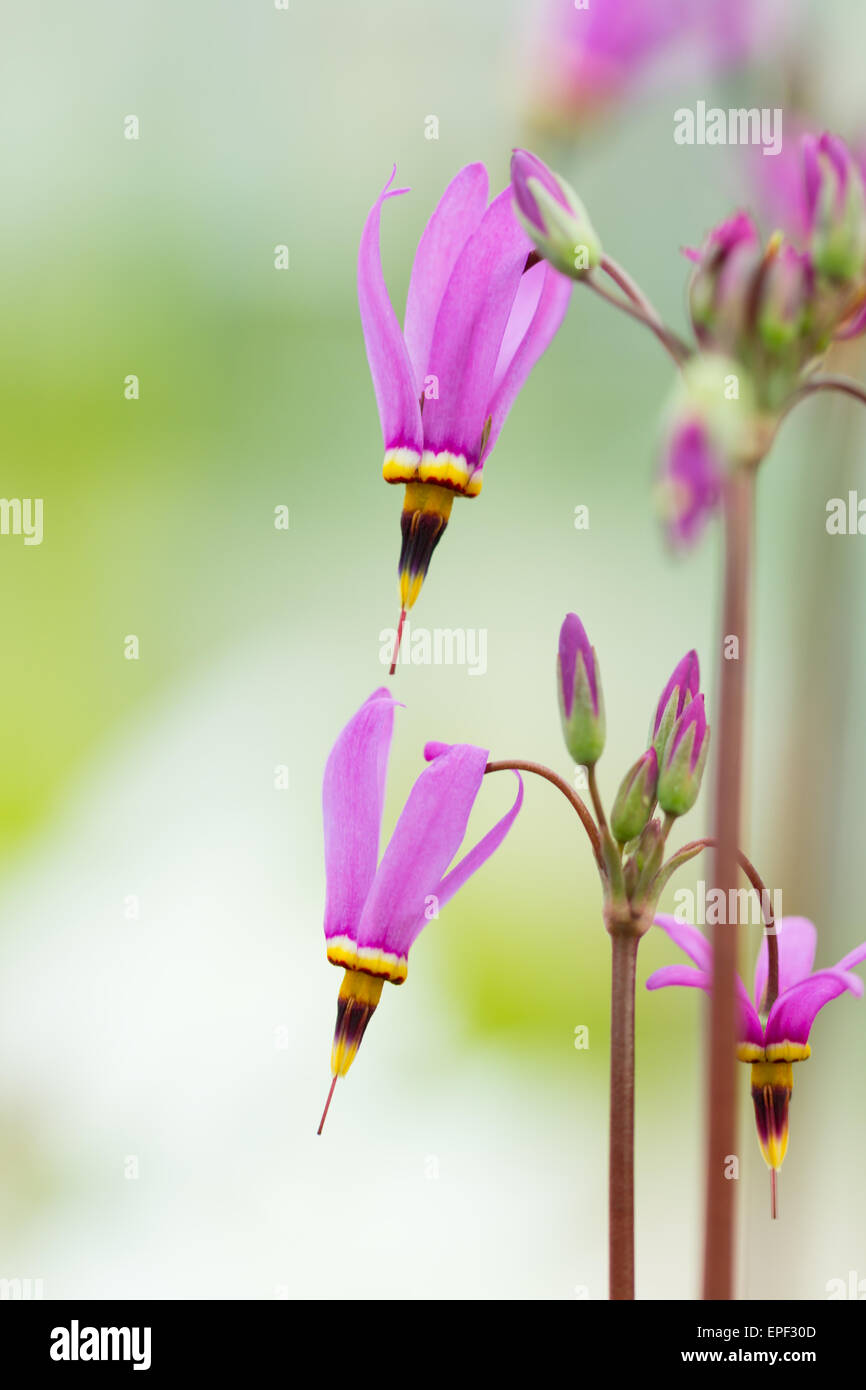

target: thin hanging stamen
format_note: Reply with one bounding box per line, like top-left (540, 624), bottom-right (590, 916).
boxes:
top-left (389, 608), bottom-right (407, 676)
top-left (317, 1075), bottom-right (338, 1135)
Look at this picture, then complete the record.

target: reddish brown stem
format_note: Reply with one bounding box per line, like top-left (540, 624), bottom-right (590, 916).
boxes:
top-left (609, 930), bottom-right (638, 1299)
top-left (703, 469), bottom-right (754, 1300)
top-left (785, 374), bottom-right (866, 413)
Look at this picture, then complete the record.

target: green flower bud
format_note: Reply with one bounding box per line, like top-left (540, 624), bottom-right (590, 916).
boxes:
top-left (657, 695), bottom-right (710, 817)
top-left (557, 612), bottom-right (605, 766)
top-left (806, 133), bottom-right (866, 284)
top-left (511, 149), bottom-right (602, 280)
top-left (610, 749), bottom-right (658, 845)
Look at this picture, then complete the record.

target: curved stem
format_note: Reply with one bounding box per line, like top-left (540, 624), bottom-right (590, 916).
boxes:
top-left (583, 273), bottom-right (691, 368)
top-left (785, 374), bottom-right (866, 414)
top-left (484, 760), bottom-right (603, 871)
top-left (601, 253), bottom-right (666, 326)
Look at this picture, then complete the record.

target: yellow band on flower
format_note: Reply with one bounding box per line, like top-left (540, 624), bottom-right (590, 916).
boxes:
top-left (765, 1041), bottom-right (811, 1063)
top-left (384, 450), bottom-right (482, 497)
top-left (326, 934), bottom-right (407, 984)
top-left (737, 1041), bottom-right (811, 1063)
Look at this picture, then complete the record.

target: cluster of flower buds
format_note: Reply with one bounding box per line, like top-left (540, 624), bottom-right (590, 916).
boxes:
top-left (657, 135), bottom-right (866, 548)
top-left (685, 135), bottom-right (866, 407)
top-left (557, 616), bottom-right (710, 928)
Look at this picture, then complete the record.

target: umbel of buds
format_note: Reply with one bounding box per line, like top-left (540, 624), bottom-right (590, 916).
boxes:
top-left (686, 218), bottom-right (818, 408)
top-left (511, 148), bottom-right (602, 279)
top-left (685, 134), bottom-right (866, 420)
top-left (554, 621), bottom-right (712, 932)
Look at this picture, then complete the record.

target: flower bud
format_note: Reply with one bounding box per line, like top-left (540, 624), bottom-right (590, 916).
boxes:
top-left (657, 694), bottom-right (710, 817)
top-left (629, 816), bottom-right (666, 904)
top-left (757, 238), bottom-right (813, 354)
top-left (557, 612), bottom-right (605, 765)
top-left (804, 132), bottom-right (866, 284)
top-left (687, 213), bottom-right (762, 355)
top-left (634, 817), bottom-right (665, 884)
top-left (610, 748), bottom-right (658, 844)
top-left (511, 148), bottom-right (602, 279)
top-left (650, 651), bottom-right (699, 763)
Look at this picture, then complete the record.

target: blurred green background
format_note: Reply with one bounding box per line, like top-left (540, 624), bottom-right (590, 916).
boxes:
top-left (0, 0), bottom-right (864, 1299)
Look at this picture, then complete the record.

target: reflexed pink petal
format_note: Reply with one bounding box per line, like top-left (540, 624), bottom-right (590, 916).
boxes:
top-left (737, 985), bottom-right (765, 1046)
top-left (646, 964), bottom-right (710, 992)
top-left (492, 262), bottom-right (544, 387)
top-left (654, 914), bottom-right (712, 971)
top-left (652, 914), bottom-right (763, 1043)
top-left (483, 261), bottom-right (571, 464)
top-left (322, 689), bottom-right (399, 946)
top-left (422, 186), bottom-right (532, 465)
top-left (753, 916), bottom-right (816, 1013)
top-left (765, 968), bottom-right (863, 1047)
top-left (403, 163), bottom-right (489, 395)
top-left (645, 962), bottom-right (763, 1044)
top-left (355, 744), bottom-right (491, 959)
top-left (435, 768), bottom-right (523, 909)
top-left (835, 940), bottom-right (866, 973)
top-left (357, 168), bottom-right (423, 454)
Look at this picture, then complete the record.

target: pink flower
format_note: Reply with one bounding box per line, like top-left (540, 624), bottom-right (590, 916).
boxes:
top-left (318, 689), bottom-right (522, 1129)
top-left (658, 418), bottom-right (724, 550)
top-left (647, 915), bottom-right (866, 1169)
top-left (359, 165), bottom-right (570, 621)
